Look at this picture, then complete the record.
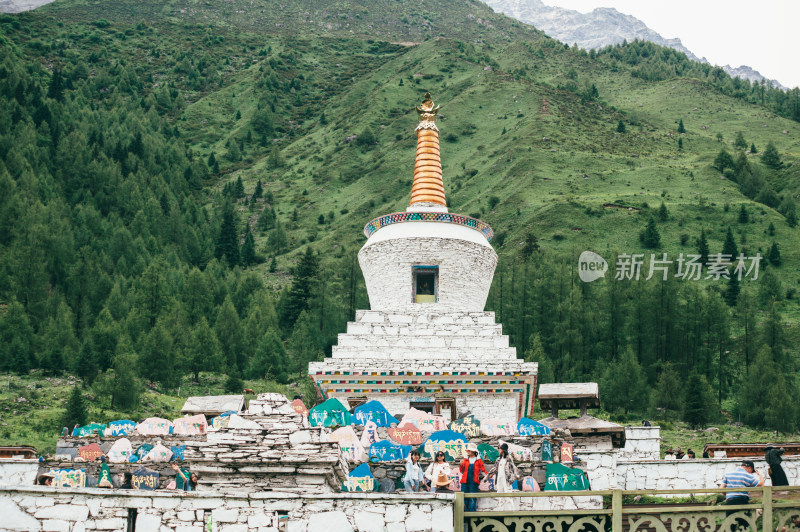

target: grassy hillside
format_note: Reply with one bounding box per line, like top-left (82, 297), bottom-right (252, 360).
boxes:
top-left (0, 0), bottom-right (799, 451)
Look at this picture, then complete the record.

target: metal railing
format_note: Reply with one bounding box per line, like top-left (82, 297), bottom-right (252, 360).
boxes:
top-left (454, 486), bottom-right (800, 532)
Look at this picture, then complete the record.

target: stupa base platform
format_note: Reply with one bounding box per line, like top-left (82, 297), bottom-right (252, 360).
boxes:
top-left (309, 309), bottom-right (537, 420)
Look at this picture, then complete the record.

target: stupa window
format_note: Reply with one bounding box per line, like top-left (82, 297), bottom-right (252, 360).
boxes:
top-left (413, 265), bottom-right (438, 303)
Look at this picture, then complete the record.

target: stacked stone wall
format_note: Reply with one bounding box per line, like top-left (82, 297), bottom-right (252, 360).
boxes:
top-left (619, 427), bottom-right (661, 461)
top-left (616, 456), bottom-right (800, 492)
top-left (0, 487), bottom-right (455, 532)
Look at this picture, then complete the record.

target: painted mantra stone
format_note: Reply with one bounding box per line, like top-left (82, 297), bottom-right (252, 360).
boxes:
top-left (77, 443), bottom-right (103, 462)
top-left (388, 423), bottom-right (422, 445)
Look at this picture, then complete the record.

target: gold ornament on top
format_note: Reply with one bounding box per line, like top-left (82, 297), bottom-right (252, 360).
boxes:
top-left (415, 92), bottom-right (440, 131)
top-left (410, 92), bottom-right (446, 207)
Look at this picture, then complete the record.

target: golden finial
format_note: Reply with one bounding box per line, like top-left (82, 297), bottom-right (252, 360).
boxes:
top-left (410, 93), bottom-right (446, 207)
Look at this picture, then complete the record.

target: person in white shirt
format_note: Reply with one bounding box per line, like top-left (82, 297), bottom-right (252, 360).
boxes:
top-left (403, 451), bottom-right (425, 492)
top-left (664, 448), bottom-right (677, 460)
top-left (425, 451), bottom-right (451, 493)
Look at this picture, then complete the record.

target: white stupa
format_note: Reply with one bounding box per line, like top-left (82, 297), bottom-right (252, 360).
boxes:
top-left (309, 94), bottom-right (537, 421)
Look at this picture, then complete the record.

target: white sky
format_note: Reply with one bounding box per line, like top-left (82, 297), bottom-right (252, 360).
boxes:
top-left (540, 0), bottom-right (800, 89)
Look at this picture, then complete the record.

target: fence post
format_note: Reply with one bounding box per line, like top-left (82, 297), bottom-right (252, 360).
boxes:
top-left (612, 490), bottom-right (622, 532)
top-left (454, 492), bottom-right (464, 532)
top-left (762, 486), bottom-right (772, 532)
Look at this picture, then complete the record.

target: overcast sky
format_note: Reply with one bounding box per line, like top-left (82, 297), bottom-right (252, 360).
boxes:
top-left (541, 0), bottom-right (799, 89)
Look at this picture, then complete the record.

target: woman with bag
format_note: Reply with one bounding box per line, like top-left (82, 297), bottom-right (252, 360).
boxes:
top-left (403, 450), bottom-right (425, 492)
top-left (487, 443), bottom-right (520, 511)
top-left (425, 451), bottom-right (451, 493)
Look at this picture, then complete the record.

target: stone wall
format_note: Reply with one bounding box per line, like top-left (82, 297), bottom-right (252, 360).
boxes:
top-left (0, 459), bottom-right (38, 486)
top-left (42, 393), bottom-right (348, 494)
top-left (619, 427), bottom-right (661, 461)
top-left (616, 456), bottom-right (800, 492)
top-left (1, 486), bottom-right (455, 532)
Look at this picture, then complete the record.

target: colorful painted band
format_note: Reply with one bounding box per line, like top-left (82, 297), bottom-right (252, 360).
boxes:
top-left (363, 212), bottom-right (494, 241)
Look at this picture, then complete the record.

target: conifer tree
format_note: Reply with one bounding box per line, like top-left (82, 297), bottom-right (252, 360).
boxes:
top-left (215, 296), bottom-right (244, 373)
top-left (111, 342), bottom-right (142, 410)
top-left (267, 221), bottom-right (287, 253)
top-left (241, 227), bottom-right (256, 267)
top-left (282, 247), bottom-right (318, 329)
top-left (249, 328), bottom-right (287, 381)
top-left (187, 318), bottom-right (221, 382)
top-left (601, 349), bottom-right (648, 413)
top-left (722, 227), bottom-right (738, 258)
top-left (677, 119), bottom-right (686, 133)
top-left (768, 242), bottom-right (782, 266)
top-left (658, 202), bottom-right (669, 221)
top-left (750, 143), bottom-right (757, 154)
top-left (734, 131), bottom-right (747, 150)
top-left (725, 274), bottom-right (740, 307)
top-left (234, 176), bottom-right (245, 198)
top-left (640, 217), bottom-right (661, 248)
top-left (697, 229), bottom-right (709, 265)
top-left (654, 363), bottom-right (682, 419)
top-left (63, 385), bottom-right (88, 429)
top-left (267, 146), bottom-right (284, 169)
top-left (616, 120), bottom-right (626, 133)
top-left (253, 179), bottom-right (263, 200)
top-left (737, 346), bottom-right (798, 432)
top-left (269, 257), bottom-right (277, 272)
top-left (713, 149), bottom-right (735, 172)
top-left (683, 373), bottom-right (716, 427)
top-left (678, 137), bottom-right (683, 151)
top-left (761, 141), bottom-right (782, 169)
top-left (215, 202), bottom-right (240, 267)
top-left (738, 204), bottom-right (749, 223)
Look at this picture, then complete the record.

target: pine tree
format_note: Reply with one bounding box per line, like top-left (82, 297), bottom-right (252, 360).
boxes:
top-left (47, 69), bottom-right (64, 102)
top-left (62, 385), bottom-right (88, 429)
top-left (738, 204), bottom-right (749, 223)
top-left (253, 179), bottom-right (263, 200)
top-left (241, 227), bottom-right (256, 267)
top-left (725, 274), bottom-right (740, 307)
top-left (257, 206), bottom-right (276, 232)
top-left (654, 363), bottom-right (682, 419)
top-left (616, 120), bottom-right (626, 133)
top-left (234, 176), bottom-right (245, 198)
top-left (289, 310), bottom-right (321, 375)
top-left (683, 373), bottom-right (716, 428)
top-left (269, 256), bottom-right (277, 272)
top-left (722, 227), bottom-right (738, 258)
top-left (734, 131), bottom-right (747, 150)
top-left (737, 345), bottom-right (798, 432)
top-left (761, 142), bottom-right (782, 169)
top-left (677, 119), bottom-right (686, 133)
top-left (187, 318), bottom-right (221, 381)
top-left (658, 202), bottom-right (669, 221)
top-left (215, 296), bottom-right (244, 373)
top-left (750, 143), bottom-right (758, 154)
top-left (267, 146), bottom-right (284, 169)
top-left (111, 348), bottom-right (142, 410)
top-left (697, 229), bottom-right (709, 265)
top-left (249, 328), bottom-right (287, 381)
top-left (678, 137), bottom-right (683, 151)
top-left (713, 149), bottom-right (735, 172)
top-left (282, 247), bottom-right (319, 329)
top-left (600, 349), bottom-right (649, 413)
top-left (525, 334), bottom-right (553, 384)
top-left (267, 221), bottom-right (287, 253)
top-left (215, 202), bottom-right (240, 267)
top-left (767, 242), bottom-right (782, 266)
top-left (640, 217), bottom-right (661, 248)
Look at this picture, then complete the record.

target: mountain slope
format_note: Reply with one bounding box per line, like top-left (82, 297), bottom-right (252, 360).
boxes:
top-left (482, 0), bottom-right (787, 89)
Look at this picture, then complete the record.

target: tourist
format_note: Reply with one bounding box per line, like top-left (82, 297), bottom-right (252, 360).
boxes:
top-left (720, 460), bottom-right (764, 530)
top-left (765, 445), bottom-right (789, 487)
top-left (425, 452), bottom-right (451, 493)
top-left (664, 448), bottom-right (676, 460)
top-left (684, 449), bottom-right (695, 459)
top-left (171, 463), bottom-right (199, 491)
top-left (642, 420), bottom-right (652, 427)
top-left (703, 449), bottom-right (710, 459)
top-left (487, 443), bottom-right (519, 511)
top-left (459, 443), bottom-right (487, 513)
top-left (403, 450), bottom-right (425, 492)
top-left (119, 472), bottom-right (133, 489)
top-left (37, 473), bottom-right (53, 486)
top-left (674, 447), bottom-right (684, 459)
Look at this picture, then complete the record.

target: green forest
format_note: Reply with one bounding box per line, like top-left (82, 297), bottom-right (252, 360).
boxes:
top-left (0, 0), bottom-right (799, 449)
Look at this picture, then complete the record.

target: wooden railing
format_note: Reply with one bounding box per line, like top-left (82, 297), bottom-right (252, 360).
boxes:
top-left (454, 486), bottom-right (800, 532)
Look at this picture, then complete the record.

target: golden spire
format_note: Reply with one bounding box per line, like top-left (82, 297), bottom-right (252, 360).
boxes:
top-left (410, 93), bottom-right (446, 207)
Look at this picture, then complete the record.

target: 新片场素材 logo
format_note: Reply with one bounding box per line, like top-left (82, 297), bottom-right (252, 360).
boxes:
top-left (578, 251), bottom-right (608, 282)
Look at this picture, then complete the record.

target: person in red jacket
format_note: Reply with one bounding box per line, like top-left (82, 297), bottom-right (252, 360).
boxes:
top-left (459, 443), bottom-right (487, 512)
